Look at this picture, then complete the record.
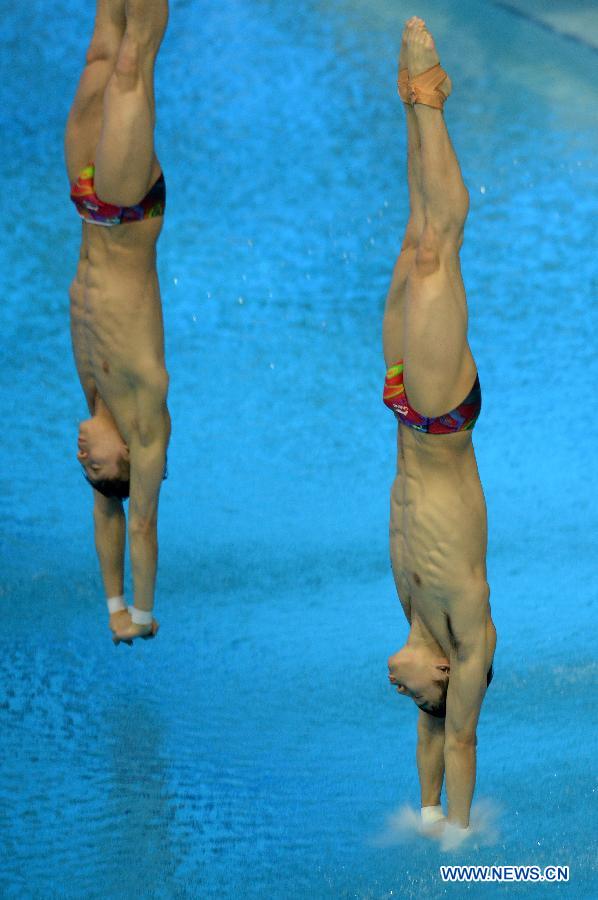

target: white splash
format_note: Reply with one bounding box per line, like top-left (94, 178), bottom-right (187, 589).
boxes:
top-left (371, 804), bottom-right (441, 846)
top-left (372, 799), bottom-right (501, 851)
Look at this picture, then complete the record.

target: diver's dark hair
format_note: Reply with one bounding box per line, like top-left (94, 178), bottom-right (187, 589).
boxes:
top-left (417, 679), bottom-right (448, 719)
top-left (82, 456), bottom-right (168, 500)
top-left (84, 473), bottom-right (130, 499)
top-left (417, 665), bottom-right (494, 719)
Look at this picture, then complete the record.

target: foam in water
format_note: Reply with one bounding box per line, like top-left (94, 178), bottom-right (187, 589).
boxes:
top-left (372, 799), bottom-right (501, 851)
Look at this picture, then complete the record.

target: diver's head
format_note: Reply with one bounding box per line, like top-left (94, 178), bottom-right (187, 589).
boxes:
top-left (77, 416), bottom-right (130, 498)
top-left (388, 646), bottom-right (449, 718)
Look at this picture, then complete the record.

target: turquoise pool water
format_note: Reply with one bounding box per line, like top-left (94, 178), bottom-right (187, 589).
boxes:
top-left (1, 0), bottom-right (597, 896)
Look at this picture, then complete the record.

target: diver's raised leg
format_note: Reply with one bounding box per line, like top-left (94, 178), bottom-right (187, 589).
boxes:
top-left (94, 0), bottom-right (169, 206)
top-left (383, 21), bottom-right (426, 368)
top-left (403, 22), bottom-right (476, 417)
top-left (65, 0), bottom-right (126, 179)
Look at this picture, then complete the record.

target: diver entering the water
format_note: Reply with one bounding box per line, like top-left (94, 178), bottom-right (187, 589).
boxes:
top-left (383, 17), bottom-right (497, 841)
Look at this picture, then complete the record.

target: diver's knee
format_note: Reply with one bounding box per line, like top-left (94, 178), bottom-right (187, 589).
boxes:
top-left (111, 34), bottom-right (143, 90)
top-left (427, 187), bottom-right (469, 238)
top-left (413, 231), bottom-right (442, 278)
top-left (84, 11), bottom-right (127, 68)
top-left (85, 40), bottom-right (108, 66)
top-left (412, 223), bottom-right (465, 277)
top-left (401, 217), bottom-right (424, 254)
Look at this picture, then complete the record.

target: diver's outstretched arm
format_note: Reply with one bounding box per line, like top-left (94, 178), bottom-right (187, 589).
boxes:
top-left (93, 493), bottom-right (127, 636)
top-left (112, 378), bottom-right (170, 641)
top-left (443, 628), bottom-right (488, 826)
top-left (93, 493), bottom-right (125, 597)
top-left (417, 710), bottom-right (445, 810)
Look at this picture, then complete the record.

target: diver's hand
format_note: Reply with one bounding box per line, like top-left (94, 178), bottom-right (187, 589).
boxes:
top-left (112, 616), bottom-right (159, 645)
top-left (420, 805), bottom-right (446, 838)
top-left (109, 608), bottom-right (132, 639)
top-left (439, 821), bottom-right (472, 851)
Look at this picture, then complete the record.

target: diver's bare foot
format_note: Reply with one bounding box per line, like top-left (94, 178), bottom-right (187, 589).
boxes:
top-left (398, 21), bottom-right (412, 72)
top-left (407, 20), bottom-right (451, 100)
top-left (398, 18), bottom-right (423, 103)
top-left (399, 16), bottom-right (426, 70)
top-left (112, 617), bottom-right (159, 645)
top-left (400, 18), bottom-right (426, 74)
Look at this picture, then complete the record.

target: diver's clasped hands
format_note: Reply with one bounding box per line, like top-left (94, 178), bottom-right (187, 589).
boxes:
top-left (420, 807), bottom-right (475, 850)
top-left (380, 803), bottom-right (481, 851)
top-left (109, 608), bottom-right (160, 646)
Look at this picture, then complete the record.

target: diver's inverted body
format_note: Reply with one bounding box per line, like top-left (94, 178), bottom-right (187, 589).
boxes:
top-left (66, 0), bottom-right (170, 643)
top-left (383, 18), bottom-right (496, 835)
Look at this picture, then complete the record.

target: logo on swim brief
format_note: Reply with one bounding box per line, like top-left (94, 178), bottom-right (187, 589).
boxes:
top-left (393, 403), bottom-right (409, 416)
